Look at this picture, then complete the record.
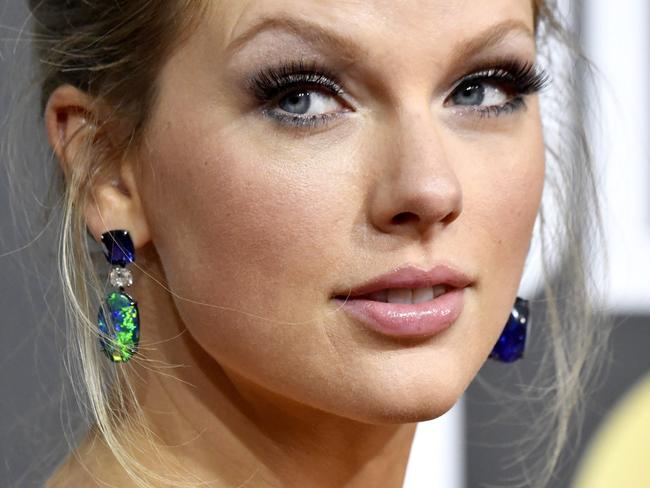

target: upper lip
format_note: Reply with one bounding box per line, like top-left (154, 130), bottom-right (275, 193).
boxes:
top-left (333, 263), bottom-right (474, 299)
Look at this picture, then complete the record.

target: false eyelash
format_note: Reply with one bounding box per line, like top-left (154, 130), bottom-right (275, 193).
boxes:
top-left (246, 58), bottom-right (345, 103)
top-left (454, 57), bottom-right (551, 97)
top-left (247, 56), bottom-right (551, 127)
top-left (445, 57), bottom-right (550, 119)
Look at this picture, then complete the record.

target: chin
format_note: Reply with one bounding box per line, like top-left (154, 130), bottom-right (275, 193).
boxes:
top-left (345, 394), bottom-right (463, 426)
top-left (317, 370), bottom-right (469, 426)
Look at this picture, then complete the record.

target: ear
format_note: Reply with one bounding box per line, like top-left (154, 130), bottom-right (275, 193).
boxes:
top-left (44, 84), bottom-right (151, 251)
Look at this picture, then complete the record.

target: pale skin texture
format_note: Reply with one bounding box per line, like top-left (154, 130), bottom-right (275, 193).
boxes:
top-left (44, 0), bottom-right (545, 486)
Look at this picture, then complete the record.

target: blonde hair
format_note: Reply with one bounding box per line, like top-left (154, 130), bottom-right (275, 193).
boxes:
top-left (2, 0), bottom-right (611, 486)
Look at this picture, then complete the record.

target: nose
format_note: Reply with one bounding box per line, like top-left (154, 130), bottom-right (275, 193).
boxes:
top-left (367, 107), bottom-right (463, 239)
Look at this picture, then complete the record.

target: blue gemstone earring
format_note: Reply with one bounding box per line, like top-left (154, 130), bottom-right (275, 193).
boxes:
top-left (97, 229), bottom-right (140, 363)
top-left (489, 296), bottom-right (529, 363)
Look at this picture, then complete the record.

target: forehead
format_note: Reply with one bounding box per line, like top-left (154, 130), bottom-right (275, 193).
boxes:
top-left (208, 0), bottom-right (536, 62)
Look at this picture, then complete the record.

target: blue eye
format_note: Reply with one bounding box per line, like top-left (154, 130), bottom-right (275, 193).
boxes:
top-left (248, 58), bottom-right (550, 127)
top-left (452, 81), bottom-right (509, 107)
top-left (447, 79), bottom-right (523, 117)
top-left (273, 89), bottom-right (346, 126)
top-left (247, 59), bottom-right (349, 128)
top-left (454, 82), bottom-right (486, 105)
top-left (279, 91), bottom-right (311, 114)
top-left (445, 60), bottom-right (550, 118)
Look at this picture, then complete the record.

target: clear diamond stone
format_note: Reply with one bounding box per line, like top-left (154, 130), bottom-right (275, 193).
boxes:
top-left (109, 267), bottom-right (133, 287)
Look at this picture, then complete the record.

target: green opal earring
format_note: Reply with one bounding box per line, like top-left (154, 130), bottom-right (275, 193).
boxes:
top-left (97, 229), bottom-right (140, 363)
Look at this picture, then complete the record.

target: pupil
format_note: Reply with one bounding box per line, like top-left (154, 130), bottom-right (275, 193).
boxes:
top-left (454, 83), bottom-right (485, 105)
top-left (279, 91), bottom-right (311, 114)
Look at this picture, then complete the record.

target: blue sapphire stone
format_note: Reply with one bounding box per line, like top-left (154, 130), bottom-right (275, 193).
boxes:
top-left (100, 230), bottom-right (135, 267)
top-left (489, 297), bottom-right (529, 363)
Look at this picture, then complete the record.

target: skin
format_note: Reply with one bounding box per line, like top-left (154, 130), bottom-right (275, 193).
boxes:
top-left (44, 0), bottom-right (545, 486)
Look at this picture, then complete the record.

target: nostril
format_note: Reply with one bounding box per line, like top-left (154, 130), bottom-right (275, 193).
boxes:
top-left (391, 212), bottom-right (418, 225)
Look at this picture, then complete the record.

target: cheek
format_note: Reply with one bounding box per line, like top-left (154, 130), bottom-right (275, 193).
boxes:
top-left (454, 117), bottom-right (545, 360)
top-left (138, 121), bottom-right (401, 420)
top-left (145, 133), bottom-right (337, 305)
top-left (140, 122), bottom-right (356, 369)
top-left (471, 150), bottom-right (544, 265)
top-left (488, 126), bottom-right (545, 269)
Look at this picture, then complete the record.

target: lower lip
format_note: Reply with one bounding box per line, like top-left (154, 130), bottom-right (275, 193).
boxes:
top-left (332, 288), bottom-right (465, 338)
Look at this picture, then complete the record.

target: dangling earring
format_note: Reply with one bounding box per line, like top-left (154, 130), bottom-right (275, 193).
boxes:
top-left (489, 296), bottom-right (529, 363)
top-left (97, 229), bottom-right (140, 363)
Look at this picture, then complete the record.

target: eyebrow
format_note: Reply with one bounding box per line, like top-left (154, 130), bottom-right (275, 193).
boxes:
top-left (454, 19), bottom-right (535, 59)
top-left (226, 15), bottom-right (535, 61)
top-left (225, 15), bottom-right (366, 61)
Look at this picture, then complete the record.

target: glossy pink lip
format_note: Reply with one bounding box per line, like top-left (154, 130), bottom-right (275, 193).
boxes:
top-left (333, 288), bottom-right (465, 338)
top-left (332, 264), bottom-right (472, 338)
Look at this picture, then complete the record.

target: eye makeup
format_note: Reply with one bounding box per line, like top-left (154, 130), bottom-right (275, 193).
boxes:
top-left (445, 57), bottom-right (551, 118)
top-left (246, 55), bottom-right (551, 128)
top-left (246, 58), bottom-right (348, 128)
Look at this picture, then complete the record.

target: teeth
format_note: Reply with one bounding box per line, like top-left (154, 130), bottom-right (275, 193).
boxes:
top-left (364, 289), bottom-right (388, 302)
top-left (362, 286), bottom-right (448, 303)
top-left (386, 288), bottom-right (412, 304)
top-left (432, 285), bottom-right (447, 298)
top-left (412, 287), bottom-right (434, 304)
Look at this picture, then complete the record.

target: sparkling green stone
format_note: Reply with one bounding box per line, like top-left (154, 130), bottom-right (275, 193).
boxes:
top-left (97, 291), bottom-right (140, 362)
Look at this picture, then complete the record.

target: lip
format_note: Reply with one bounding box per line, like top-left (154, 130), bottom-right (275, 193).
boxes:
top-left (332, 264), bottom-right (472, 338)
top-left (333, 263), bottom-right (473, 299)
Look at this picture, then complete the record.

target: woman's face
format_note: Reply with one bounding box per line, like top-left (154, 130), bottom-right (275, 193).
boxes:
top-left (137, 0), bottom-right (544, 422)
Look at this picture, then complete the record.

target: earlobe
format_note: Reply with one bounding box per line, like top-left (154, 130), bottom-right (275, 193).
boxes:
top-left (83, 179), bottom-right (151, 251)
top-left (44, 84), bottom-right (151, 251)
top-left (82, 133), bottom-right (152, 252)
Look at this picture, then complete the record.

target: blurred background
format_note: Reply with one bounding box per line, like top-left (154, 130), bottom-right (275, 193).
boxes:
top-left (1, 1), bottom-right (648, 486)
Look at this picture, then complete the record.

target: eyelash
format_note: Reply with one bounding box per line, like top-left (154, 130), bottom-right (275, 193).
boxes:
top-left (247, 57), bottom-right (551, 128)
